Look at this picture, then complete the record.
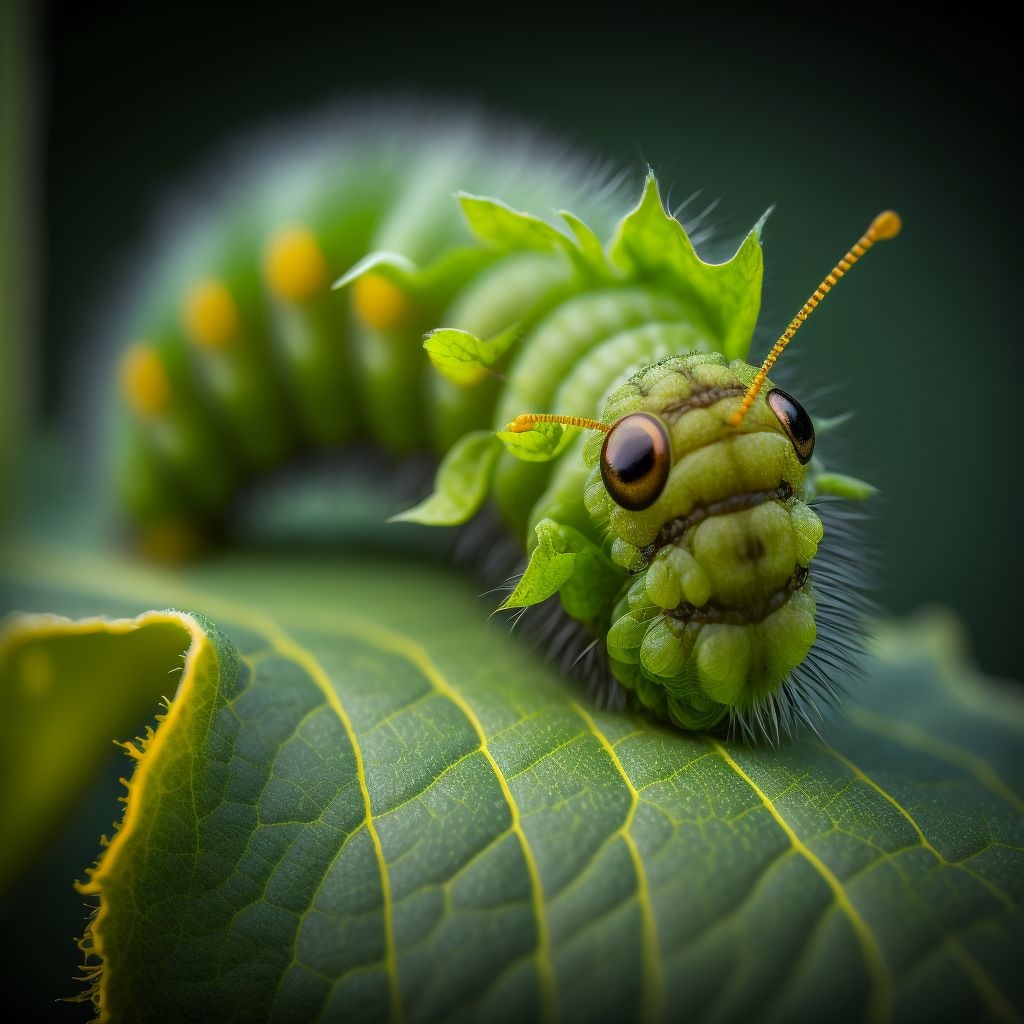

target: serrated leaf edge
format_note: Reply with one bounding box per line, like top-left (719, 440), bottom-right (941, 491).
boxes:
top-left (0, 610), bottom-right (210, 1020)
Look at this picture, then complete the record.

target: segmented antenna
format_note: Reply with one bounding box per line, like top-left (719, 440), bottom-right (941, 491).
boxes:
top-left (729, 210), bottom-right (902, 428)
top-left (506, 413), bottom-right (610, 434)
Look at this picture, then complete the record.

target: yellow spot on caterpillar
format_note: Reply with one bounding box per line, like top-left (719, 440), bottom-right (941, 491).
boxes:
top-left (184, 279), bottom-right (239, 348)
top-left (264, 225), bottom-right (328, 301)
top-left (139, 520), bottom-right (201, 564)
top-left (120, 343), bottom-right (170, 417)
top-left (353, 273), bottom-right (409, 330)
top-left (17, 646), bottom-right (54, 696)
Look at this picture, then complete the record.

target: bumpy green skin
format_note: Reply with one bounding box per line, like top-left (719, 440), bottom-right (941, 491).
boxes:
top-left (580, 355), bottom-right (823, 729)
top-left (114, 116), bottom-right (867, 731)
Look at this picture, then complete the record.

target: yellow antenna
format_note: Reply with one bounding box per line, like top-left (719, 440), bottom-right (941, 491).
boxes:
top-left (728, 210), bottom-right (902, 427)
top-left (506, 413), bottom-right (610, 434)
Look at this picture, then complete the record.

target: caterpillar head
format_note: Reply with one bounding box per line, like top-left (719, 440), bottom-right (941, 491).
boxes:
top-left (581, 352), bottom-right (823, 731)
top-left (500, 209), bottom-right (898, 737)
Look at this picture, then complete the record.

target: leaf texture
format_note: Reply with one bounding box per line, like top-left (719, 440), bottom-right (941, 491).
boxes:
top-left (2, 545), bottom-right (1023, 1024)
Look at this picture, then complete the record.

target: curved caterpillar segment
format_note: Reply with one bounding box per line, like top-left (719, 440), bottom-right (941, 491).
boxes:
top-left (112, 108), bottom-right (897, 739)
top-left (111, 108), bottom-right (626, 553)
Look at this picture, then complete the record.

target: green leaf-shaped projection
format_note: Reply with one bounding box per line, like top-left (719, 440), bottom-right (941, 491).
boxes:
top-left (332, 249), bottom-right (419, 291)
top-left (811, 471), bottom-right (879, 500)
top-left (458, 194), bottom-right (606, 278)
top-left (608, 174), bottom-right (764, 361)
top-left (500, 518), bottom-right (618, 625)
top-left (2, 546), bottom-right (1022, 1024)
top-left (499, 517), bottom-right (580, 611)
top-left (558, 209), bottom-right (608, 271)
top-left (389, 429), bottom-right (501, 526)
top-left (459, 193), bottom-right (574, 253)
top-left (423, 325), bottom-right (520, 386)
top-left (332, 247), bottom-right (493, 303)
top-left (495, 420), bottom-right (566, 463)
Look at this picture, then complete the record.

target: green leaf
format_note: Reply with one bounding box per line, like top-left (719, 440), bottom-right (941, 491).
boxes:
top-left (458, 193), bottom-right (572, 253)
top-left (501, 518), bottom-right (620, 623)
top-left (498, 517), bottom-right (585, 611)
top-left (559, 209), bottom-right (608, 271)
top-left (332, 249), bottom-right (418, 291)
top-left (2, 547), bottom-right (1023, 1023)
top-left (608, 172), bottom-right (764, 360)
top-left (495, 421), bottom-right (565, 462)
top-left (458, 195), bottom-right (608, 279)
top-left (333, 246), bottom-right (492, 301)
top-left (814, 411), bottom-right (856, 435)
top-left (423, 325), bottom-right (520, 386)
top-left (389, 429), bottom-right (501, 526)
top-left (813, 471), bottom-right (878, 500)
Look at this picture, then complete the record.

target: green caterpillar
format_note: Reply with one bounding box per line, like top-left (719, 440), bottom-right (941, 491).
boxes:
top-left (113, 110), bottom-right (897, 739)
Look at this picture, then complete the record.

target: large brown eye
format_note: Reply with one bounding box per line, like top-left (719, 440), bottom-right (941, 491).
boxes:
top-left (600, 412), bottom-right (671, 511)
top-left (766, 388), bottom-right (815, 464)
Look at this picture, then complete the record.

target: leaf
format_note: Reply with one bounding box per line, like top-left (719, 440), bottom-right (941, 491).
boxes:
top-left (458, 195), bottom-right (607, 278)
top-left (559, 209), bottom-right (608, 271)
top-left (389, 429), bottom-right (501, 525)
top-left (608, 173), bottom-right (764, 360)
top-left (332, 249), bottom-right (418, 291)
top-left (499, 518), bottom-right (618, 622)
top-left (812, 471), bottom-right (878, 500)
top-left (332, 247), bottom-right (493, 301)
top-left (498, 518), bottom-right (581, 611)
top-left (0, 610), bottom-right (212, 892)
top-left (423, 325), bottom-right (520, 386)
top-left (458, 193), bottom-right (573, 253)
top-left (495, 421), bottom-right (565, 462)
top-left (2, 545), bottom-right (1023, 1023)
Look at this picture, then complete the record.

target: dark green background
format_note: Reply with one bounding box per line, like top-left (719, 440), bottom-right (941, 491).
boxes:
top-left (31, 2), bottom-right (1021, 680)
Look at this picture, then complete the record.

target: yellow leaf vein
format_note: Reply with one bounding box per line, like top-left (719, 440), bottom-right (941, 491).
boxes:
top-left (709, 739), bottom-right (892, 1024)
top-left (848, 706), bottom-right (1024, 814)
top-left (570, 702), bottom-right (664, 1024)
top-left (264, 625), bottom-right (403, 1024)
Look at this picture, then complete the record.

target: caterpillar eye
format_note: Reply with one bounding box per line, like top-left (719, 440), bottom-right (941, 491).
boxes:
top-left (766, 388), bottom-right (815, 464)
top-left (600, 413), bottom-right (672, 511)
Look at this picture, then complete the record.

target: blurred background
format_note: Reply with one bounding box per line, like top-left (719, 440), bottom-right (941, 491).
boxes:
top-left (18, 0), bottom-right (1018, 677)
top-left (2, 1), bottom-right (1020, 1018)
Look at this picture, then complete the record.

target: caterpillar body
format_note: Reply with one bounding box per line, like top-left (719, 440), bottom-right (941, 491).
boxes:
top-left (113, 107), bottom-right (896, 740)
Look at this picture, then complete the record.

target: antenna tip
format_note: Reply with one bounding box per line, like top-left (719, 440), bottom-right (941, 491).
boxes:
top-left (507, 415), bottom-right (534, 433)
top-left (870, 210), bottom-right (902, 241)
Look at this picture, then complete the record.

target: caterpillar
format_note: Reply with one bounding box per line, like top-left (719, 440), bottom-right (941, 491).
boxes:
top-left (111, 106), bottom-right (898, 740)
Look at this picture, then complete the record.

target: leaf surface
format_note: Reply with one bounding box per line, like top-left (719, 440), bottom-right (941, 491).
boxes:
top-left (2, 546), bottom-right (1023, 1024)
